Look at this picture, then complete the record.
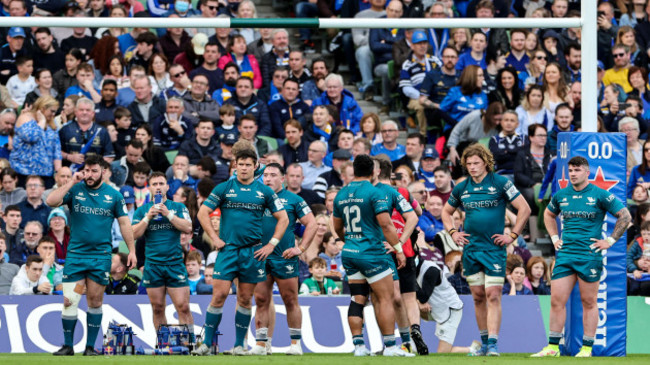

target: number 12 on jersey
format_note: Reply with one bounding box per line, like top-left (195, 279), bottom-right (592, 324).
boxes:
top-left (343, 206), bottom-right (361, 233)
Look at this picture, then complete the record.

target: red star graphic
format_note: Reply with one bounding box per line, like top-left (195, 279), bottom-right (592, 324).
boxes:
top-left (558, 168), bottom-right (569, 189)
top-left (589, 166), bottom-right (619, 191)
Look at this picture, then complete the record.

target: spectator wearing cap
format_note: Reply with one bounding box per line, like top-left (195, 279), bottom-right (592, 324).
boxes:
top-left (277, 119), bottom-right (309, 165)
top-left (371, 120), bottom-right (406, 161)
top-left (214, 131), bottom-right (237, 183)
top-left (414, 145), bottom-right (441, 191)
top-left (269, 79), bottom-right (311, 139)
top-left (189, 41), bottom-right (224, 95)
top-left (312, 149), bottom-right (350, 199)
top-left (111, 186), bottom-right (136, 251)
top-left (127, 32), bottom-right (158, 71)
top-left (152, 97), bottom-right (190, 151)
top-left (400, 30), bottom-right (442, 136)
top-left (46, 207), bottom-right (70, 261)
top-left (60, 9), bottom-right (98, 58)
top-left (393, 133), bottom-right (426, 173)
top-left (0, 27), bottom-right (27, 85)
top-left (174, 33), bottom-right (208, 74)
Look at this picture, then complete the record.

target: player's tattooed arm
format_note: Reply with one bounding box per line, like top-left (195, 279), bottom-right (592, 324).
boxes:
top-left (611, 208), bottom-right (631, 241)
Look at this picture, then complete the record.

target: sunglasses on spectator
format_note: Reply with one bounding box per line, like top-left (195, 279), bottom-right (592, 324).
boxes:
top-left (535, 56), bottom-right (547, 60)
top-left (173, 71), bottom-right (186, 78)
top-left (613, 53), bottom-right (626, 58)
top-left (207, 5), bottom-right (218, 11)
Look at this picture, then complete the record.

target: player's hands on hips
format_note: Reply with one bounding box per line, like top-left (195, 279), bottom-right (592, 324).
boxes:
top-left (254, 243), bottom-right (275, 261)
top-left (127, 251), bottom-right (137, 269)
top-left (395, 251), bottom-right (406, 269)
top-left (383, 241), bottom-right (395, 254)
top-left (451, 231), bottom-right (469, 246)
top-left (282, 247), bottom-right (302, 259)
top-left (589, 238), bottom-right (611, 253)
top-left (212, 236), bottom-right (226, 250)
top-left (492, 233), bottom-right (513, 246)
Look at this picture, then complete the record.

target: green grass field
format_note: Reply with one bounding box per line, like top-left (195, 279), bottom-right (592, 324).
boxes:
top-left (1, 353), bottom-right (649, 364)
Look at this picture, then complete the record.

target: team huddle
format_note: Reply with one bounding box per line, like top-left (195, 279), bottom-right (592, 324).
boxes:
top-left (47, 139), bottom-right (629, 357)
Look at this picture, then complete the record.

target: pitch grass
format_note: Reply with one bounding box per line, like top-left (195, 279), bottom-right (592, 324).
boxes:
top-left (1, 353), bottom-right (649, 364)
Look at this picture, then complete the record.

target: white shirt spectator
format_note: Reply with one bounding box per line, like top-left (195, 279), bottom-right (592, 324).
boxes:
top-left (6, 74), bottom-right (36, 106)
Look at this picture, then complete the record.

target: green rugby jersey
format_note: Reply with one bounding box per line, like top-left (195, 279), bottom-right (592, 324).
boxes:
top-left (262, 188), bottom-right (311, 257)
top-left (133, 200), bottom-right (191, 264)
top-left (375, 182), bottom-right (413, 216)
top-left (63, 182), bottom-right (127, 258)
top-left (447, 172), bottom-right (520, 252)
top-left (333, 180), bottom-right (390, 257)
top-left (547, 183), bottom-right (625, 258)
top-left (203, 178), bottom-right (284, 248)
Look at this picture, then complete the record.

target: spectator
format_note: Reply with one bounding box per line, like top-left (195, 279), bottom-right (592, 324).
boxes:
top-left (505, 29), bottom-right (530, 72)
top-left (36, 235), bottom-right (63, 292)
top-left (218, 34), bottom-right (262, 89)
top-left (116, 65), bottom-right (148, 107)
top-left (178, 119), bottom-right (221, 165)
top-left (599, 83), bottom-right (627, 126)
top-left (419, 46), bottom-right (461, 138)
top-left (89, 35), bottom-right (122, 84)
top-left (167, 155), bottom-right (197, 198)
top-left (563, 42), bottom-right (581, 84)
top-left (357, 112), bottom-right (382, 145)
top-left (621, 0), bottom-right (647, 28)
top-left (2, 205), bottom-right (24, 264)
top-left (418, 194), bottom-right (445, 243)
top-left (43, 167), bottom-right (72, 207)
top-left (516, 85), bottom-right (552, 136)
top-left (17, 221), bottom-right (43, 266)
top-left (53, 48), bottom-right (84, 97)
top-left (17, 176), bottom-right (51, 232)
top-left (189, 41), bottom-right (224, 95)
top-left (185, 250), bottom-right (203, 295)
top-left (46, 208), bottom-right (69, 262)
top-left (408, 181), bottom-right (428, 207)
top-left (59, 97), bottom-right (116, 166)
top-left (502, 261), bottom-right (533, 296)
top-left (269, 79), bottom-right (311, 139)
top-left (313, 149), bottom-right (349, 199)
top-left (519, 49), bottom-right (547, 91)
top-left (149, 53), bottom-right (174, 95)
top-left (393, 133), bottom-right (426, 173)
top-left (0, 232), bottom-right (20, 294)
top-left (207, 18), bottom-right (233, 55)
top-left (597, 1), bottom-right (618, 69)
top-left (371, 120), bottom-right (405, 161)
top-left (174, 33), bottom-right (207, 74)
top-left (224, 77), bottom-right (270, 133)
top-left (237, 114), bottom-right (270, 157)
top-left (112, 107), bottom-right (135, 159)
top-left (127, 31), bottom-right (158, 72)
top-left (526, 256), bottom-right (551, 295)
top-left (489, 110), bottom-right (525, 175)
top-left (105, 253), bottom-right (140, 294)
top-left (301, 57), bottom-right (329, 105)
top-left (6, 55), bottom-right (36, 106)
top-left (181, 73), bottom-right (221, 126)
top-left (617, 25), bottom-right (646, 68)
top-left (135, 124), bottom-right (170, 172)
top-left (99, 4), bottom-right (129, 39)
top-left (323, 128), bottom-right (354, 167)
top-left (299, 140), bottom-right (331, 190)
top-left (542, 62), bottom-right (571, 120)
top-left (10, 96), bottom-right (62, 183)
top-left (215, 104), bottom-right (238, 141)
top-left (628, 140), bottom-right (650, 198)
top-left (0, 108), bottom-right (17, 159)
top-left (95, 79), bottom-right (119, 125)
top-left (261, 29), bottom-right (290, 88)
top-left (628, 220), bottom-right (650, 296)
top-left (212, 62), bottom-right (239, 106)
top-left (440, 65), bottom-right (487, 129)
top-left (488, 66), bottom-right (523, 110)
top-left (0, 27), bottom-right (27, 85)
top-left (352, 138), bottom-right (371, 159)
top-left (456, 31), bottom-right (487, 71)
top-left (401, 30), bottom-right (442, 136)
top-left (546, 103), bottom-right (574, 154)
top-left (111, 139), bottom-right (145, 187)
top-left (447, 101), bottom-right (503, 166)
top-left (299, 257), bottom-right (339, 295)
top-left (164, 63), bottom-right (192, 99)
top-left (350, 0), bottom-right (387, 97)
top-left (429, 165), bottom-right (453, 203)
top-left (0, 168), bottom-right (26, 207)
top-left (288, 50), bottom-right (312, 93)
top-left (32, 27), bottom-right (66, 75)
top-left (102, 55), bottom-right (129, 90)
top-left (603, 44), bottom-right (633, 93)
top-left (159, 14), bottom-right (192, 63)
top-left (9, 255), bottom-right (50, 295)
top-left (247, 27), bottom-right (273, 65)
top-left (414, 145), bottom-right (442, 190)
top-left (64, 62), bottom-right (102, 103)
top-left (257, 66), bottom-right (289, 105)
top-left (233, 1), bottom-right (259, 42)
top-left (472, 0), bottom-right (509, 54)
top-left (126, 76), bottom-right (166, 128)
top-left (423, 2), bottom-right (449, 59)
top-left (278, 120), bottom-right (309, 165)
top-left (369, 0), bottom-right (404, 114)
top-left (318, 232), bottom-right (345, 281)
top-left (628, 66), bottom-right (650, 121)
top-left (539, 29), bottom-right (563, 66)
top-left (152, 97), bottom-right (190, 151)
top-left (620, 117), bottom-right (645, 173)
top-left (60, 9), bottom-right (98, 58)
top-left (187, 0), bottom-right (220, 38)
top-left (285, 163), bottom-right (323, 206)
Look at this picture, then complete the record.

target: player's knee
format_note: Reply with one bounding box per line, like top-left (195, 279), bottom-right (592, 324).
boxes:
top-left (581, 297), bottom-right (597, 310)
top-left (62, 282), bottom-right (82, 316)
top-left (466, 272), bottom-right (485, 287)
top-left (484, 275), bottom-right (505, 289)
top-left (348, 301), bottom-right (365, 319)
top-left (280, 291), bottom-right (298, 308)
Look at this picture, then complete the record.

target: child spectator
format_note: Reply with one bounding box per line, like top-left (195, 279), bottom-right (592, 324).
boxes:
top-left (299, 257), bottom-right (339, 296)
top-left (628, 220), bottom-right (650, 296)
top-left (197, 263), bottom-right (214, 295)
top-left (114, 107), bottom-right (135, 159)
top-left (6, 55), bottom-right (36, 106)
top-left (318, 232), bottom-right (345, 281)
top-left (131, 161), bottom-right (152, 208)
top-left (185, 250), bottom-right (203, 295)
top-left (216, 104), bottom-right (239, 142)
top-left (630, 185), bottom-right (649, 219)
top-left (526, 256), bottom-right (551, 295)
top-left (503, 261), bottom-right (533, 296)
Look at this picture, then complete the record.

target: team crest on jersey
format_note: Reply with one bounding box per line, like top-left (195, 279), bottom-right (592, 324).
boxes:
top-left (178, 275), bottom-right (185, 280)
top-left (105, 195), bottom-right (112, 201)
top-left (285, 265), bottom-right (294, 273)
top-left (590, 269), bottom-right (598, 277)
top-left (258, 269), bottom-right (265, 277)
top-left (256, 191), bottom-right (265, 199)
top-left (586, 197), bottom-right (596, 205)
top-left (493, 264), bottom-right (502, 272)
top-left (488, 186), bottom-right (497, 194)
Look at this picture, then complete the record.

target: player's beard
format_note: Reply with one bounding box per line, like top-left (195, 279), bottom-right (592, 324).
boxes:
top-left (85, 175), bottom-right (103, 189)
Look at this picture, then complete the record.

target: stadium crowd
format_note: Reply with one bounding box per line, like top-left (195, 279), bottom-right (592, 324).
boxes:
top-left (1, 0), bottom-right (650, 304)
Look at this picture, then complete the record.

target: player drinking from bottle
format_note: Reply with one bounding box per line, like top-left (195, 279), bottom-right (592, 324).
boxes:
top-left (441, 144), bottom-right (530, 356)
top-left (532, 156), bottom-right (630, 358)
top-left (251, 163), bottom-right (318, 356)
top-left (332, 154), bottom-right (412, 357)
top-left (48, 155), bottom-right (136, 356)
top-left (132, 172), bottom-right (195, 340)
top-left (192, 140), bottom-right (289, 356)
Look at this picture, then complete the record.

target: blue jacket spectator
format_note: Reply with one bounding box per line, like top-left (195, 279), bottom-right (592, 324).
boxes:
top-left (268, 96), bottom-right (311, 139)
top-left (627, 236), bottom-right (646, 273)
top-left (369, 23), bottom-right (404, 66)
top-left (628, 162), bottom-right (650, 198)
top-left (312, 87), bottom-right (363, 134)
top-left (439, 65), bottom-right (487, 127)
top-left (224, 92), bottom-right (271, 136)
top-left (418, 209), bottom-right (444, 243)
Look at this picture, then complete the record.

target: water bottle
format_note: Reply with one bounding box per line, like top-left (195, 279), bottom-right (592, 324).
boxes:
top-left (154, 193), bottom-right (163, 221)
top-left (327, 286), bottom-right (333, 296)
